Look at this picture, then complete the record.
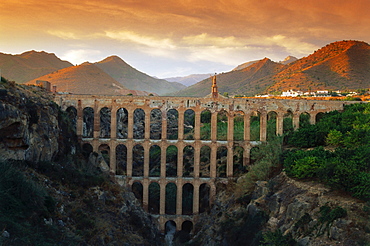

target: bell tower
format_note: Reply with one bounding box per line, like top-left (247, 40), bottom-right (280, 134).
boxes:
top-left (211, 75), bottom-right (218, 98)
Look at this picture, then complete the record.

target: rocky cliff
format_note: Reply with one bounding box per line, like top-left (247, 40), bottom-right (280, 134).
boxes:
top-left (189, 173), bottom-right (370, 245)
top-left (0, 78), bottom-right (161, 245)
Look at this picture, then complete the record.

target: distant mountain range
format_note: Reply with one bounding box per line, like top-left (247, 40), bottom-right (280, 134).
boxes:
top-left (164, 74), bottom-right (212, 86)
top-left (172, 40), bottom-right (370, 97)
top-left (1, 40), bottom-right (369, 97)
top-left (0, 51), bottom-right (185, 95)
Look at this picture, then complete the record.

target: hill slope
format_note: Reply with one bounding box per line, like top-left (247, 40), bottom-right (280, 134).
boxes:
top-left (26, 63), bottom-right (134, 95)
top-left (95, 56), bottom-right (186, 95)
top-left (164, 73), bottom-right (211, 86)
top-left (0, 50), bottom-right (73, 83)
top-left (267, 40), bottom-right (370, 92)
top-left (174, 40), bottom-right (370, 97)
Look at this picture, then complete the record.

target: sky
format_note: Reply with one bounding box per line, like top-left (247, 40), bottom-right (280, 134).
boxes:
top-left (1, 0), bottom-right (369, 78)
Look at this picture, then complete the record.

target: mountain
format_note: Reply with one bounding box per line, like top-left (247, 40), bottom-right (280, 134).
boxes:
top-left (232, 59), bottom-right (261, 71)
top-left (173, 58), bottom-right (285, 97)
top-left (0, 50), bottom-right (73, 83)
top-left (164, 74), bottom-right (211, 86)
top-left (26, 63), bottom-right (150, 95)
top-left (174, 40), bottom-right (370, 97)
top-left (95, 56), bottom-right (186, 95)
top-left (279, 56), bottom-right (298, 65)
top-left (267, 40), bottom-right (370, 93)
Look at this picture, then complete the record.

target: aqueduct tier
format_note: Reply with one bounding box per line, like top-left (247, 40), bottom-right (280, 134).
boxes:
top-left (55, 94), bottom-right (347, 230)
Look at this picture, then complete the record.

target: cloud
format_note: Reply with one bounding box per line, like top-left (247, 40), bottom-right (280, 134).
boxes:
top-left (60, 49), bottom-right (102, 65)
top-left (182, 33), bottom-right (244, 47)
top-left (47, 30), bottom-right (79, 40)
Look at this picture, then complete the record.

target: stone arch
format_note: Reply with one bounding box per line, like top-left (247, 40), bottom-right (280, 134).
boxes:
top-left (233, 146), bottom-right (245, 177)
top-left (132, 144), bottom-right (144, 176)
top-left (132, 181), bottom-right (143, 206)
top-left (165, 182), bottom-right (177, 215)
top-left (199, 145), bottom-right (211, 178)
top-left (166, 145), bottom-right (178, 177)
top-left (148, 182), bottom-right (160, 214)
top-left (82, 143), bottom-right (93, 159)
top-left (182, 220), bottom-right (193, 233)
top-left (165, 220), bottom-right (177, 234)
top-left (150, 109), bottom-right (162, 139)
top-left (267, 111), bottom-right (277, 140)
top-left (184, 109), bottom-right (195, 140)
top-left (250, 111), bottom-right (260, 141)
top-left (98, 144), bottom-right (110, 166)
top-left (66, 106), bottom-right (77, 133)
top-left (116, 144), bottom-right (127, 175)
top-left (100, 107), bottom-right (111, 138)
top-left (183, 145), bottom-right (194, 177)
top-left (182, 183), bottom-right (194, 215)
top-left (299, 112), bottom-right (311, 127)
top-left (149, 145), bottom-right (161, 177)
top-left (199, 183), bottom-right (210, 213)
top-left (83, 107), bottom-right (94, 138)
top-left (167, 109), bottom-right (178, 140)
top-left (316, 112), bottom-right (325, 123)
top-left (116, 108), bottom-right (128, 139)
top-left (216, 146), bottom-right (227, 177)
top-left (234, 111), bottom-right (244, 141)
top-left (217, 109), bottom-right (228, 141)
top-left (200, 109), bottom-right (211, 140)
top-left (134, 108), bottom-right (145, 139)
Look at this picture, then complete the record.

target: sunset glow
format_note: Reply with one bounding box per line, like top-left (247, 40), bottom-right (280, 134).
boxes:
top-left (1, 0), bottom-right (369, 77)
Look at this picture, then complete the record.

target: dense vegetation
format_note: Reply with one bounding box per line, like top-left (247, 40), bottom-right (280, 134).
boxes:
top-left (283, 103), bottom-right (370, 201)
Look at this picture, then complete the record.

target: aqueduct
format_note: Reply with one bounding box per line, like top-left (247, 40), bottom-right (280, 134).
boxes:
top-left (54, 90), bottom-right (348, 231)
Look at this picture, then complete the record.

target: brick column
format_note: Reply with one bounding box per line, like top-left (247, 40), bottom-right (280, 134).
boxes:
top-left (110, 105), bottom-right (117, 139)
top-left (228, 112), bottom-right (234, 141)
top-left (310, 113), bottom-right (316, 125)
top-left (211, 112), bottom-right (217, 141)
top-left (109, 142), bottom-right (116, 174)
top-left (193, 141), bottom-right (200, 178)
top-left (194, 111), bottom-right (201, 140)
top-left (127, 108), bottom-right (134, 139)
top-left (77, 101), bottom-right (83, 137)
top-left (276, 112), bottom-right (284, 136)
top-left (126, 141), bottom-right (133, 177)
top-left (177, 143), bottom-right (184, 177)
top-left (178, 108), bottom-right (185, 140)
top-left (144, 109), bottom-right (150, 139)
top-left (227, 144), bottom-right (233, 177)
top-left (160, 181), bottom-right (166, 215)
top-left (161, 110), bottom-right (167, 140)
top-left (160, 144), bottom-right (167, 178)
top-left (244, 113), bottom-right (250, 141)
top-left (143, 142), bottom-right (149, 177)
top-left (93, 100), bottom-right (100, 139)
top-left (293, 113), bottom-right (300, 130)
top-left (143, 179), bottom-right (149, 212)
top-left (176, 180), bottom-right (183, 215)
top-left (260, 112), bottom-right (267, 141)
top-left (193, 182), bottom-right (200, 215)
top-left (210, 144), bottom-right (217, 178)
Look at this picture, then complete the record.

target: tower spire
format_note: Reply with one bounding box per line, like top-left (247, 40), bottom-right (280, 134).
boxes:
top-left (211, 74), bottom-right (218, 98)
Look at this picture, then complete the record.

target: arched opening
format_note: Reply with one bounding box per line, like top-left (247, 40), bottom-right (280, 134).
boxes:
top-left (182, 183), bottom-right (194, 215)
top-left (283, 111), bottom-right (294, 144)
top-left (182, 221), bottom-right (193, 233)
top-left (167, 109), bottom-right (178, 140)
top-left (184, 109), bottom-right (195, 140)
top-left (316, 112), bottom-right (325, 123)
top-left (149, 145), bottom-right (161, 177)
top-left (200, 109), bottom-right (211, 140)
top-left (267, 111), bottom-right (277, 140)
top-left (83, 107), bottom-right (94, 138)
top-left (66, 106), bottom-right (77, 133)
top-left (134, 108), bottom-right (145, 139)
top-left (234, 111), bottom-right (244, 141)
top-left (98, 144), bottom-right (110, 166)
top-left (148, 182), bottom-right (160, 214)
top-left (166, 145), bottom-right (178, 177)
top-left (132, 144), bottom-right (144, 177)
top-left (199, 183), bottom-right (210, 213)
top-left (216, 146), bottom-right (227, 177)
top-left (116, 144), bottom-right (127, 175)
top-left (116, 108), bottom-right (128, 139)
top-left (165, 183), bottom-right (177, 215)
top-left (165, 220), bottom-right (177, 234)
top-left (233, 146), bottom-right (245, 177)
top-left (150, 109), bottom-right (162, 139)
top-left (250, 111), bottom-right (260, 141)
top-left (100, 107), bottom-right (111, 138)
top-left (82, 143), bottom-right (93, 160)
top-left (183, 146), bottom-right (194, 177)
top-left (299, 112), bottom-right (311, 128)
top-left (217, 110), bottom-right (228, 141)
top-left (132, 181), bottom-right (143, 206)
top-left (199, 146), bottom-right (211, 178)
